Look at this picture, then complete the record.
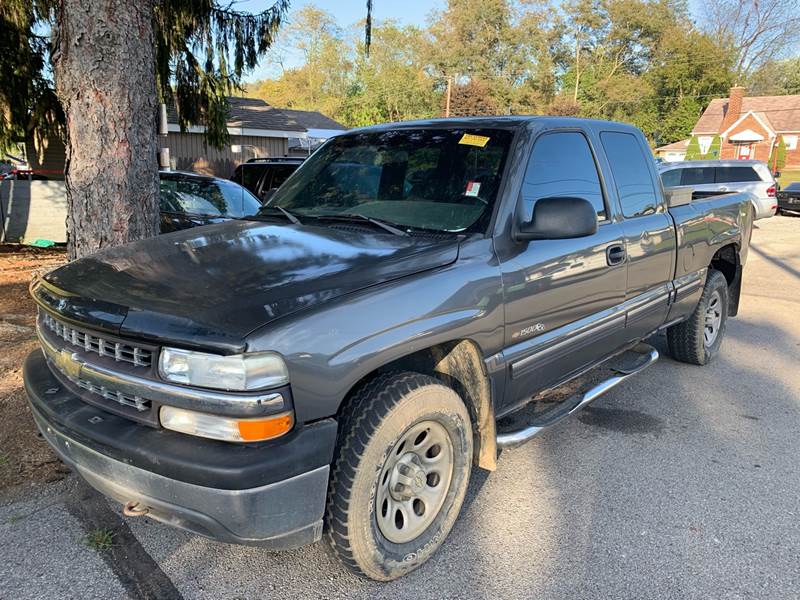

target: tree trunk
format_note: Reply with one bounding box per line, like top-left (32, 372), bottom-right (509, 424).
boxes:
top-left (53, 0), bottom-right (159, 260)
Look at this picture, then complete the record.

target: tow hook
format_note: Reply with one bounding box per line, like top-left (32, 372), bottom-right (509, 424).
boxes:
top-left (123, 500), bottom-right (150, 517)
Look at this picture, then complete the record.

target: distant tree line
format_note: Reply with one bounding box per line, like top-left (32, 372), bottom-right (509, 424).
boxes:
top-left (249, 0), bottom-right (800, 146)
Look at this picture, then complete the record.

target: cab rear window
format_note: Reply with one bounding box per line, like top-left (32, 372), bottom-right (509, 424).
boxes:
top-left (600, 131), bottom-right (658, 218)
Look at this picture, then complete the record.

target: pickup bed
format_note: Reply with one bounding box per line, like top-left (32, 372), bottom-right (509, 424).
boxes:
top-left (24, 117), bottom-right (753, 581)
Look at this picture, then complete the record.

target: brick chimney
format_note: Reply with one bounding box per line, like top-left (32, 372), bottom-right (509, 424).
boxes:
top-left (721, 86), bottom-right (746, 132)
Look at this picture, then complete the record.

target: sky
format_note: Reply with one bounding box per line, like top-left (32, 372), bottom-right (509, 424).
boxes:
top-left (238, 0), bottom-right (444, 81)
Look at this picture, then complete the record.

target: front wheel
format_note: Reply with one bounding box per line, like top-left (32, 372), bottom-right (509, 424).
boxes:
top-left (667, 269), bottom-right (729, 365)
top-left (325, 372), bottom-right (473, 581)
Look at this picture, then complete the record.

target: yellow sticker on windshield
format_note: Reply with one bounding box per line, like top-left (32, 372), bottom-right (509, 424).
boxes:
top-left (459, 133), bottom-right (490, 147)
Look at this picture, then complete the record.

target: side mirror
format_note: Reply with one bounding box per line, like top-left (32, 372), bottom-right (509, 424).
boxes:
top-left (514, 196), bottom-right (598, 241)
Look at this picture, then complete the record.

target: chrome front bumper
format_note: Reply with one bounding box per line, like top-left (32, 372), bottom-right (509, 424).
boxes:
top-left (32, 407), bottom-right (329, 549)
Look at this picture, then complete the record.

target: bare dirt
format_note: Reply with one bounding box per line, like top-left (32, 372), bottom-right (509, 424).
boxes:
top-left (0, 246), bottom-right (68, 491)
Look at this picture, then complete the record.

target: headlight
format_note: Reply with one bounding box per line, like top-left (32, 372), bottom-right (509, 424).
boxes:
top-left (158, 347), bottom-right (289, 391)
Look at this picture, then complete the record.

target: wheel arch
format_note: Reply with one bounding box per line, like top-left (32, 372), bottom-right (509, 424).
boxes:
top-left (710, 242), bottom-right (742, 316)
top-left (337, 339), bottom-right (498, 472)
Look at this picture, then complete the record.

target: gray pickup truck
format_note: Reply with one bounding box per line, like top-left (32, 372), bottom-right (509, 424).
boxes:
top-left (25, 117), bottom-right (753, 581)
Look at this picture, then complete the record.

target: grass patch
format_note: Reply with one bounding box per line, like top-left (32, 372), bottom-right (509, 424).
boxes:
top-left (84, 528), bottom-right (115, 551)
top-left (0, 454), bottom-right (8, 467)
top-left (779, 169), bottom-right (800, 188)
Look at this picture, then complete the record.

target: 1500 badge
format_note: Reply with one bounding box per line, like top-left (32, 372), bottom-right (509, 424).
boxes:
top-left (512, 322), bottom-right (546, 339)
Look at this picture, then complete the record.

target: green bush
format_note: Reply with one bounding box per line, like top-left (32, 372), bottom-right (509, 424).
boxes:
top-left (704, 135), bottom-right (721, 159)
top-left (769, 137), bottom-right (787, 172)
top-left (685, 136), bottom-right (702, 160)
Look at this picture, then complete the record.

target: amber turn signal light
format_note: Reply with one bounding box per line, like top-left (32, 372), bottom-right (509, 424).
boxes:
top-left (238, 413), bottom-right (294, 442)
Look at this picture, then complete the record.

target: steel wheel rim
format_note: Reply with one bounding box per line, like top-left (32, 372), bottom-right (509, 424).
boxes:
top-left (704, 290), bottom-right (722, 347)
top-left (376, 420), bottom-right (454, 544)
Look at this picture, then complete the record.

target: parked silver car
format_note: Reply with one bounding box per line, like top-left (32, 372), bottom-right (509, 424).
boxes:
top-left (658, 160), bottom-right (777, 220)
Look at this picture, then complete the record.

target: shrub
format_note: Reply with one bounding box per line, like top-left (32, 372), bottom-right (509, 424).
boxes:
top-left (769, 137), bottom-right (787, 172)
top-left (685, 136), bottom-right (702, 160)
top-left (704, 135), bottom-right (721, 159)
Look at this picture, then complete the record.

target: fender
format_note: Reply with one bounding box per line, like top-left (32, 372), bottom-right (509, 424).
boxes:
top-left (246, 237), bottom-right (506, 425)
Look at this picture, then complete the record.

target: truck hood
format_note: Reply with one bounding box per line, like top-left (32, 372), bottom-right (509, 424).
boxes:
top-left (44, 220), bottom-right (460, 352)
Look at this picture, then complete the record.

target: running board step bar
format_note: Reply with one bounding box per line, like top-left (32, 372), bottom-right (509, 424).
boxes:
top-left (496, 343), bottom-right (659, 449)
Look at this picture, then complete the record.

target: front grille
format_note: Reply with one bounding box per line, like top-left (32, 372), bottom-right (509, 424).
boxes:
top-left (42, 312), bottom-right (152, 368)
top-left (69, 375), bottom-right (150, 412)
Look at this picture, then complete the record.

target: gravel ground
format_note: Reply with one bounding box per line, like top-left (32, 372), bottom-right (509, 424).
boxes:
top-left (0, 247), bottom-right (66, 488)
top-left (1, 216), bottom-right (798, 599)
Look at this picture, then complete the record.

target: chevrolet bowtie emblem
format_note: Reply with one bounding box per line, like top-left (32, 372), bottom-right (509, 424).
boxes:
top-left (55, 349), bottom-right (84, 380)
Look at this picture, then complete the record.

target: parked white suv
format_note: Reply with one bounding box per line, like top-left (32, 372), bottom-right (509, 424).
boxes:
top-left (658, 160), bottom-right (777, 220)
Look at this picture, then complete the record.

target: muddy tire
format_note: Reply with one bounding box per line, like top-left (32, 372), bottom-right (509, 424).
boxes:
top-left (325, 372), bottom-right (473, 581)
top-left (667, 269), bottom-right (729, 365)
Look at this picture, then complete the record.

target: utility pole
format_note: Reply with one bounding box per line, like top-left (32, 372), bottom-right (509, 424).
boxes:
top-left (445, 76), bottom-right (452, 118)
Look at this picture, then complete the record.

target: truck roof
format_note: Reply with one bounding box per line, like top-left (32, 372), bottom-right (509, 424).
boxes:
top-left (349, 115), bottom-right (644, 134)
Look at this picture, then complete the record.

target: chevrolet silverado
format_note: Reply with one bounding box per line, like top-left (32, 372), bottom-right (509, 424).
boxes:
top-left (25, 117), bottom-right (753, 580)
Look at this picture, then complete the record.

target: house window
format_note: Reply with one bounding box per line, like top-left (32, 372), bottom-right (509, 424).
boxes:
top-left (784, 135), bottom-right (798, 150)
top-left (698, 136), bottom-right (712, 155)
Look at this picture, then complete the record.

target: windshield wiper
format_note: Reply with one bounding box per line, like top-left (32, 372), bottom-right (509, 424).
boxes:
top-left (318, 213), bottom-right (409, 237)
top-left (255, 205), bottom-right (302, 225)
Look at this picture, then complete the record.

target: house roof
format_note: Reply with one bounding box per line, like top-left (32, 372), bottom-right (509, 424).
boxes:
top-left (693, 94), bottom-right (800, 134)
top-left (655, 139), bottom-right (689, 152)
top-left (280, 109), bottom-right (347, 131)
top-left (167, 97), bottom-right (306, 133)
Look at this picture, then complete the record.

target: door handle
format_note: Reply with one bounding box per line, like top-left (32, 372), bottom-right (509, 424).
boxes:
top-left (718, 186), bottom-right (728, 192)
top-left (606, 244), bottom-right (626, 266)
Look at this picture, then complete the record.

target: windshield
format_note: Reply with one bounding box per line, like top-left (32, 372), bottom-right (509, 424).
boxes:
top-left (264, 128), bottom-right (514, 232)
top-left (160, 176), bottom-right (261, 218)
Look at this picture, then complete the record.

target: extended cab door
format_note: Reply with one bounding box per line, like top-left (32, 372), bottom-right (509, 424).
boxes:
top-left (495, 129), bottom-right (628, 412)
top-left (597, 130), bottom-right (677, 341)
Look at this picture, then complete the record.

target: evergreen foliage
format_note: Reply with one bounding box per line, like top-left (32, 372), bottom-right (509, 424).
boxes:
top-left (770, 137), bottom-right (787, 172)
top-left (0, 0), bottom-right (62, 152)
top-left (685, 136), bottom-right (702, 160)
top-left (1, 0), bottom-right (292, 150)
top-left (705, 135), bottom-right (721, 159)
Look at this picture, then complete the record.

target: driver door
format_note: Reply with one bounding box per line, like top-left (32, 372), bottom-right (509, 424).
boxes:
top-left (495, 129), bottom-right (628, 413)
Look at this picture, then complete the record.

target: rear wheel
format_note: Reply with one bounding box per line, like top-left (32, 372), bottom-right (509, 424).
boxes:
top-left (667, 269), bottom-right (729, 365)
top-left (325, 372), bottom-right (473, 581)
